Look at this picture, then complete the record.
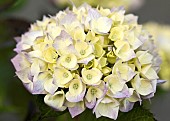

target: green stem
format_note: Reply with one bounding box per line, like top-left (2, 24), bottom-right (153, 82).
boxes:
top-left (74, 116), bottom-right (79, 121)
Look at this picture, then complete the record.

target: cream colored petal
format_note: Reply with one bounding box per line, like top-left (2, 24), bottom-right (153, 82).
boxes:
top-left (112, 60), bottom-right (136, 82)
top-left (136, 51), bottom-right (153, 65)
top-left (27, 50), bottom-right (42, 59)
top-left (102, 67), bottom-right (112, 76)
top-left (114, 42), bottom-right (136, 61)
top-left (44, 78), bottom-right (58, 94)
top-left (68, 101), bottom-right (85, 118)
top-left (78, 54), bottom-right (95, 64)
top-left (127, 91), bottom-right (141, 102)
top-left (32, 72), bottom-right (51, 94)
top-left (95, 88), bottom-right (104, 99)
top-left (53, 68), bottom-right (73, 86)
top-left (53, 30), bottom-right (73, 50)
top-left (44, 90), bottom-right (66, 111)
top-left (106, 75), bottom-right (125, 94)
top-left (75, 41), bottom-right (94, 59)
top-left (141, 65), bottom-right (159, 80)
top-left (109, 10), bottom-right (125, 24)
top-left (66, 86), bottom-right (86, 102)
top-left (120, 99), bottom-right (134, 112)
top-left (113, 85), bottom-right (134, 98)
top-left (20, 31), bottom-right (43, 49)
top-left (60, 54), bottom-right (77, 69)
top-left (11, 53), bottom-right (30, 71)
top-left (131, 74), bottom-right (141, 90)
top-left (94, 97), bottom-right (119, 120)
top-left (74, 27), bottom-right (86, 41)
top-left (137, 79), bottom-right (154, 96)
top-left (109, 26), bottom-right (124, 41)
top-left (127, 31), bottom-right (143, 50)
top-left (30, 59), bottom-right (40, 76)
top-left (57, 45), bottom-right (77, 56)
top-left (16, 68), bottom-right (32, 83)
top-left (43, 47), bottom-right (58, 63)
top-left (91, 17), bottom-right (112, 34)
top-left (94, 43), bottom-right (104, 57)
top-left (46, 23), bottom-right (61, 39)
top-left (82, 68), bottom-right (103, 85)
top-left (75, 41), bottom-right (88, 52)
top-left (85, 86), bottom-right (103, 102)
top-left (69, 79), bottom-right (83, 95)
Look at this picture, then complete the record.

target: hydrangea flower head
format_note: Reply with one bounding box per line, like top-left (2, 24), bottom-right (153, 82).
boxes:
top-left (12, 4), bottom-right (161, 119)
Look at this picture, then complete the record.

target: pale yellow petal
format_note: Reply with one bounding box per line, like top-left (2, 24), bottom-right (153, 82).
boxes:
top-left (44, 90), bottom-right (66, 111)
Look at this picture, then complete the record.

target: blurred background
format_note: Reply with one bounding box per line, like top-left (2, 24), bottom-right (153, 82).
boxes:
top-left (0, 0), bottom-right (170, 121)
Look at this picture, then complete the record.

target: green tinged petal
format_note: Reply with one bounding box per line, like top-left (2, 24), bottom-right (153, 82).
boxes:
top-left (82, 68), bottom-right (103, 85)
top-left (43, 47), bottom-right (58, 63)
top-left (44, 90), bottom-right (66, 111)
top-left (60, 54), bottom-right (78, 70)
top-left (54, 68), bottom-right (73, 87)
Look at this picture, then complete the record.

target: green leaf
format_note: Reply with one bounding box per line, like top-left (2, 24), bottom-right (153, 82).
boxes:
top-left (0, 0), bottom-right (27, 13)
top-left (31, 95), bottom-right (67, 121)
top-left (116, 106), bottom-right (156, 121)
top-left (0, 0), bottom-right (15, 11)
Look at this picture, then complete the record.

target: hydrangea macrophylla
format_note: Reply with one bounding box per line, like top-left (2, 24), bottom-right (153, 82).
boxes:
top-left (12, 4), bottom-right (162, 120)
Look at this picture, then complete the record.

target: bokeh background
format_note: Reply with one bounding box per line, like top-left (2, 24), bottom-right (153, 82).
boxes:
top-left (0, 0), bottom-right (170, 121)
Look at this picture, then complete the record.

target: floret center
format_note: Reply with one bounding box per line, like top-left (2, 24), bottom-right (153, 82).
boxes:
top-left (80, 50), bottom-right (86, 55)
top-left (86, 74), bottom-right (92, 80)
top-left (63, 72), bottom-right (69, 78)
top-left (91, 88), bottom-right (97, 95)
top-left (65, 57), bottom-right (71, 63)
top-left (73, 83), bottom-right (79, 89)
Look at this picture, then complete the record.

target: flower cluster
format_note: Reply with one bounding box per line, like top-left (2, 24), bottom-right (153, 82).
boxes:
top-left (12, 4), bottom-right (161, 119)
top-left (144, 22), bottom-right (170, 90)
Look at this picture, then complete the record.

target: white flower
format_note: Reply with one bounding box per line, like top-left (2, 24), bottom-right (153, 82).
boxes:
top-left (11, 3), bottom-right (161, 120)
